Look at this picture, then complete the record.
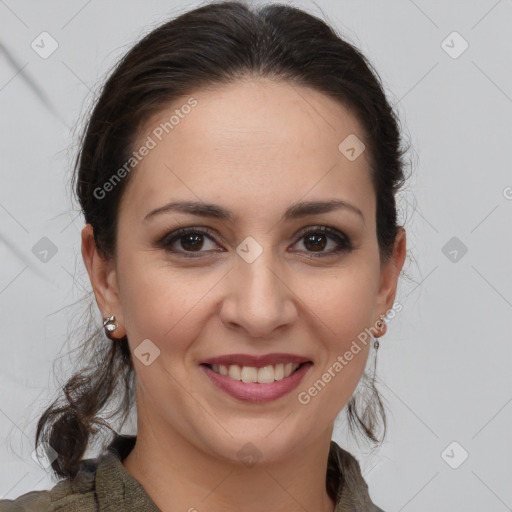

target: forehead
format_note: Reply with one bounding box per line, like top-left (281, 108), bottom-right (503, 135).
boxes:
top-left (121, 78), bottom-right (374, 225)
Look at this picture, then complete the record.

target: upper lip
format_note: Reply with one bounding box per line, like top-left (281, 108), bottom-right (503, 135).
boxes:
top-left (200, 353), bottom-right (312, 368)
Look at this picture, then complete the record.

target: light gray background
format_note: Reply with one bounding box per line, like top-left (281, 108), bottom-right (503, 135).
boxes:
top-left (1, 1), bottom-right (511, 511)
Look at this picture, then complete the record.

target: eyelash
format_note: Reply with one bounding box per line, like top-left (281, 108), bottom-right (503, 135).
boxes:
top-left (156, 225), bottom-right (353, 259)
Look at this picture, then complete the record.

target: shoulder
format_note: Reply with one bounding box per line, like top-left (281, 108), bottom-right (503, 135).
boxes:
top-left (0, 435), bottom-right (151, 512)
top-left (328, 440), bottom-right (387, 512)
top-left (0, 458), bottom-right (100, 512)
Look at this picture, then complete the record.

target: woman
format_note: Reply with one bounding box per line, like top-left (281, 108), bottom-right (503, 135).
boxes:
top-left (0, 1), bottom-right (408, 510)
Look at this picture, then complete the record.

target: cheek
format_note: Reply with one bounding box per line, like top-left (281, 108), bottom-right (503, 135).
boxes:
top-left (298, 274), bottom-right (377, 413)
top-left (296, 261), bottom-right (380, 341)
top-left (116, 249), bottom-right (220, 351)
top-left (295, 261), bottom-right (378, 391)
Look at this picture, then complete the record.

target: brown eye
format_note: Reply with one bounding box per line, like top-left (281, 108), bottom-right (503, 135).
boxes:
top-left (179, 232), bottom-right (206, 251)
top-left (292, 226), bottom-right (353, 257)
top-left (157, 225), bottom-right (352, 259)
top-left (158, 227), bottom-right (222, 258)
top-left (303, 232), bottom-right (328, 252)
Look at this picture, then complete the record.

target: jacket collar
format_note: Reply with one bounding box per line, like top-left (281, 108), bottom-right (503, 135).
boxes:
top-left (328, 440), bottom-right (384, 511)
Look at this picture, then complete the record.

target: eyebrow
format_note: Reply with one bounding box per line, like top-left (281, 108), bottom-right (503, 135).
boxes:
top-left (143, 199), bottom-right (364, 224)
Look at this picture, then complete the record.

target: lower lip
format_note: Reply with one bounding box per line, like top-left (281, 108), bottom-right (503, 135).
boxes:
top-left (200, 362), bottom-right (313, 403)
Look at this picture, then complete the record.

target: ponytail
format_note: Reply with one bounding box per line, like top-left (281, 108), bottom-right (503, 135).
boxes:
top-left (35, 318), bottom-right (134, 480)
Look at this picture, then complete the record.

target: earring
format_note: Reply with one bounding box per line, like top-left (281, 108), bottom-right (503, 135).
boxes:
top-left (103, 315), bottom-right (118, 333)
top-left (374, 314), bottom-right (386, 350)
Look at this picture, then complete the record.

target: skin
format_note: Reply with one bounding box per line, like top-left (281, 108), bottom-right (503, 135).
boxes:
top-left (82, 77), bottom-right (406, 512)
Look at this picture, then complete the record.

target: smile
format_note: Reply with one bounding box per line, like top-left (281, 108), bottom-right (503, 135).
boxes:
top-left (200, 362), bottom-right (313, 403)
top-left (205, 362), bottom-right (302, 383)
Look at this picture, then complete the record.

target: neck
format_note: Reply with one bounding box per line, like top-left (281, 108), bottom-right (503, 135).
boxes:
top-left (122, 407), bottom-right (336, 512)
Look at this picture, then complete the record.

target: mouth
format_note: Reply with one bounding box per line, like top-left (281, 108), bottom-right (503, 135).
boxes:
top-left (199, 361), bottom-right (313, 403)
top-left (200, 361), bottom-right (309, 384)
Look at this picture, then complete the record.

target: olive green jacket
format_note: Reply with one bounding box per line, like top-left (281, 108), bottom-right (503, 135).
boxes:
top-left (0, 435), bottom-right (385, 511)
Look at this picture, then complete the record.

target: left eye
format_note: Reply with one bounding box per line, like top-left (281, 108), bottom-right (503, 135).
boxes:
top-left (158, 226), bottom-right (352, 258)
top-left (294, 227), bottom-right (352, 256)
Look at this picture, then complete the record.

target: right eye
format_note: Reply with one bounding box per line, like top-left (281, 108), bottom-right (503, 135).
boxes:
top-left (158, 227), bottom-right (223, 258)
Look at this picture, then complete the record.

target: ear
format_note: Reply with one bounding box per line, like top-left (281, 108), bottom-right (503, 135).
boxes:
top-left (81, 224), bottom-right (126, 338)
top-left (375, 227), bottom-right (407, 333)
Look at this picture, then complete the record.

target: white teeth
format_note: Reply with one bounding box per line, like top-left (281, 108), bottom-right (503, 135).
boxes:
top-left (241, 366), bottom-right (258, 383)
top-left (210, 363), bottom-right (302, 383)
top-left (228, 364), bottom-right (241, 380)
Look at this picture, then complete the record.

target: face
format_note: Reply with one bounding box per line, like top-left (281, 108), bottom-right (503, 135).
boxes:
top-left (84, 78), bottom-right (405, 464)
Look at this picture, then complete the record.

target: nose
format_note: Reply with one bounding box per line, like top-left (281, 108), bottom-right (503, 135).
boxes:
top-left (218, 249), bottom-right (298, 339)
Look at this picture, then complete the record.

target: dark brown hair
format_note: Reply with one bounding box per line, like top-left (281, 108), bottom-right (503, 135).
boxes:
top-left (36, 0), bottom-right (409, 480)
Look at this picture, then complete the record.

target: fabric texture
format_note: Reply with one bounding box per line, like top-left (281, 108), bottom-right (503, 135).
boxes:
top-left (0, 435), bottom-right (385, 511)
